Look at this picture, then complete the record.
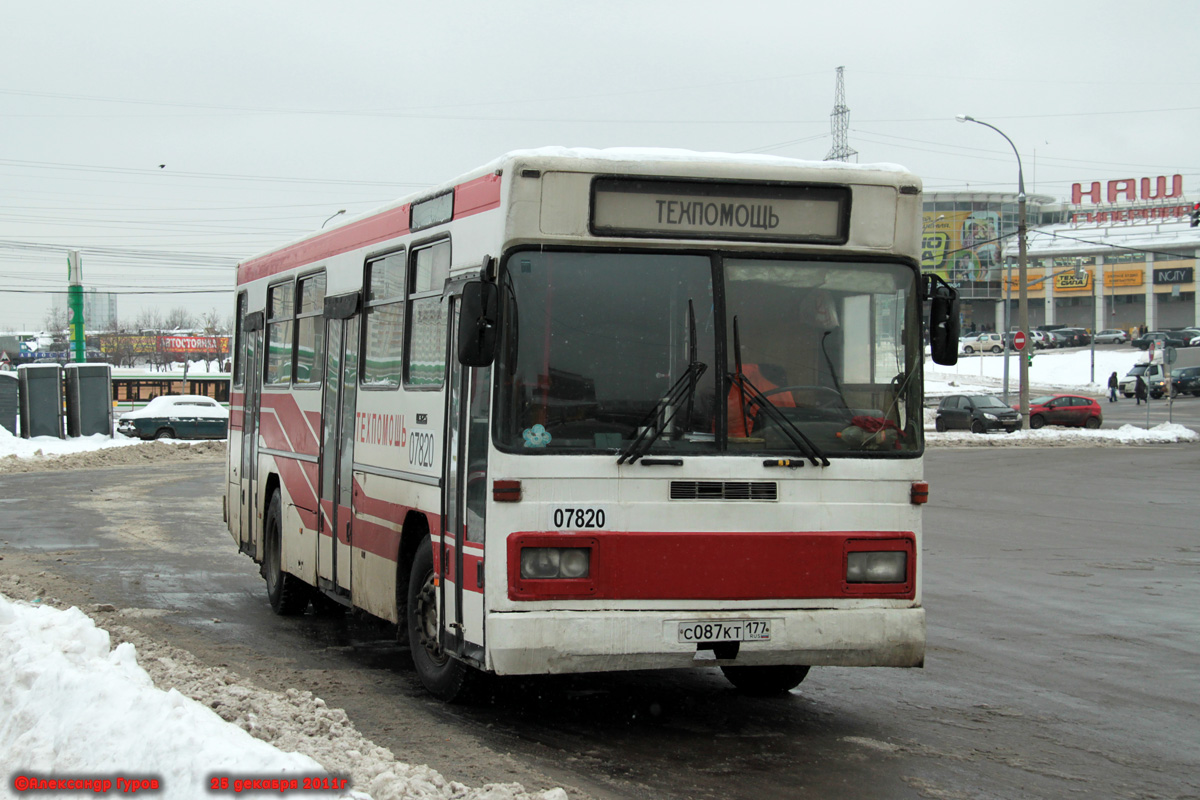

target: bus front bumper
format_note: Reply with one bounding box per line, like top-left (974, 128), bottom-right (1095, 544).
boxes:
top-left (485, 606), bottom-right (925, 676)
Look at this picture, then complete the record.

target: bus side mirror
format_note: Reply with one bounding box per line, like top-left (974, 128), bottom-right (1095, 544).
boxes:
top-left (925, 275), bottom-right (959, 366)
top-left (458, 281), bottom-right (499, 367)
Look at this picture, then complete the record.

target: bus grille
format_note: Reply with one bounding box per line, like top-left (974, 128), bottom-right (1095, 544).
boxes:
top-left (669, 481), bottom-right (778, 501)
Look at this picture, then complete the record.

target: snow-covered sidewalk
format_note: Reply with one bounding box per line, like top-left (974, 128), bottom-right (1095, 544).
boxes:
top-left (0, 591), bottom-right (566, 800)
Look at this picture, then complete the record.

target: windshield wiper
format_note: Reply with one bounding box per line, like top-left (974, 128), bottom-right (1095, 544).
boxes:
top-left (729, 316), bottom-right (829, 467)
top-left (727, 372), bottom-right (830, 467)
top-left (618, 361), bottom-right (707, 465)
top-left (618, 300), bottom-right (706, 465)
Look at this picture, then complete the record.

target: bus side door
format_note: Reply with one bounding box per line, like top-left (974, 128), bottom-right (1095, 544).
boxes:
top-left (317, 302), bottom-right (359, 596)
top-left (238, 315), bottom-right (264, 558)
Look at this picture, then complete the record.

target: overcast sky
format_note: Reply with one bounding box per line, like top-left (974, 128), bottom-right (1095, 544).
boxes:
top-left (2, 0), bottom-right (1198, 332)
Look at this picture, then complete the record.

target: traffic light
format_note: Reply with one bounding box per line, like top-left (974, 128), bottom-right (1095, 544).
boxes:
top-left (1191, 202), bottom-right (1200, 228)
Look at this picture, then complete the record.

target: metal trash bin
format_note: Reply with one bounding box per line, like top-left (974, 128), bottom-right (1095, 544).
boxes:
top-left (65, 363), bottom-right (114, 437)
top-left (18, 363), bottom-right (64, 439)
top-left (0, 372), bottom-right (17, 435)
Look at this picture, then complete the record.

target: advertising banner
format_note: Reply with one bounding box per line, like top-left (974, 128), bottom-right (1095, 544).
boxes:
top-left (922, 211), bottom-right (1003, 282)
top-left (98, 335), bottom-right (157, 354)
top-left (1054, 272), bottom-right (1093, 293)
top-left (1153, 267), bottom-right (1194, 285)
top-left (1105, 270), bottom-right (1143, 288)
top-left (159, 335), bottom-right (230, 354)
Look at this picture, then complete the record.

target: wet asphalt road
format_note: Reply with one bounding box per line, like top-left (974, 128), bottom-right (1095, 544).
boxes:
top-left (2, 445), bottom-right (1198, 800)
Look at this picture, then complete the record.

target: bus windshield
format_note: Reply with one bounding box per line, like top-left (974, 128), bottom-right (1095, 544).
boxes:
top-left (495, 250), bottom-right (922, 457)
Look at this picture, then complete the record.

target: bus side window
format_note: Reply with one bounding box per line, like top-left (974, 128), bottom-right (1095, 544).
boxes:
top-left (362, 251), bottom-right (406, 389)
top-left (406, 240), bottom-right (450, 388)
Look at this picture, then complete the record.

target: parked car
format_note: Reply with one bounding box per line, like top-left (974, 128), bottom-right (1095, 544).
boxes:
top-left (1093, 328), bottom-right (1129, 345)
top-left (960, 333), bottom-right (1005, 354)
top-left (1050, 327), bottom-right (1091, 347)
top-left (1042, 330), bottom-right (1067, 348)
top-left (1021, 394), bottom-right (1103, 429)
top-left (1170, 366), bottom-right (1200, 397)
top-left (1170, 328), bottom-right (1200, 346)
top-left (935, 394), bottom-right (1022, 434)
top-left (1029, 330), bottom-right (1052, 349)
top-left (116, 394), bottom-right (229, 440)
top-left (1131, 331), bottom-right (1185, 350)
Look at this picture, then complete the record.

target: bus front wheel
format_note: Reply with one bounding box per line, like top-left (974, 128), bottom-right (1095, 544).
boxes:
top-left (407, 536), bottom-right (476, 702)
top-left (720, 664), bottom-right (810, 696)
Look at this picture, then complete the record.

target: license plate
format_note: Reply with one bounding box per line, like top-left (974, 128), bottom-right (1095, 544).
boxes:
top-left (676, 619), bottom-right (772, 643)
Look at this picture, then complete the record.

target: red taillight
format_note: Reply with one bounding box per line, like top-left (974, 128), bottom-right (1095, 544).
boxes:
top-left (911, 482), bottom-right (929, 505)
top-left (493, 479), bottom-right (521, 502)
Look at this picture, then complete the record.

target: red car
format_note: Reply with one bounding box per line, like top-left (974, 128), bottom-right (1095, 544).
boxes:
top-left (1017, 394), bottom-right (1103, 429)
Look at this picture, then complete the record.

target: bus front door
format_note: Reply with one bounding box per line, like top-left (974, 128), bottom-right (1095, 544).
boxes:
top-left (443, 300), bottom-right (488, 665)
top-left (238, 323), bottom-right (262, 557)
top-left (317, 313), bottom-right (359, 596)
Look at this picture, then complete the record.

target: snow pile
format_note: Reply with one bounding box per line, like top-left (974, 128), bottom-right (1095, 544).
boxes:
top-left (0, 424), bottom-right (223, 473)
top-left (0, 592), bottom-right (568, 800)
top-left (0, 594), bottom-right (345, 796)
top-left (926, 420), bottom-right (1199, 447)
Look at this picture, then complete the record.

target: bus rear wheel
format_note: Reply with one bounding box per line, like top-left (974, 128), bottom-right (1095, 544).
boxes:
top-left (720, 664), bottom-right (810, 696)
top-left (407, 536), bottom-right (476, 702)
top-left (264, 491), bottom-right (309, 615)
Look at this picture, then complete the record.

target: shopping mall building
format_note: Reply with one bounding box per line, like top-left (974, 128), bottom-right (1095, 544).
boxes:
top-left (922, 174), bottom-right (1199, 335)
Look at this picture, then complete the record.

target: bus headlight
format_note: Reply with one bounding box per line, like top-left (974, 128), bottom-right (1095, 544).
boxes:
top-left (846, 551), bottom-right (907, 583)
top-left (521, 547), bottom-right (590, 579)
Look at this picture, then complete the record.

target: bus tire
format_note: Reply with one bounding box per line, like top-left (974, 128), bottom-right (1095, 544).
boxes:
top-left (720, 664), bottom-right (810, 696)
top-left (264, 490), bottom-right (309, 616)
top-left (407, 536), bottom-right (475, 702)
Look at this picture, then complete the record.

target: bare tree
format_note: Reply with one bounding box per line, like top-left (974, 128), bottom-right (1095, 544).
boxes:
top-left (133, 307), bottom-right (163, 334)
top-left (42, 305), bottom-right (68, 335)
top-left (163, 307), bottom-right (195, 331)
top-left (200, 308), bottom-right (226, 334)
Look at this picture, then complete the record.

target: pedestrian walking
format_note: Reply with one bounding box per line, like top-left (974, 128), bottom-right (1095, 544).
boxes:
top-left (1135, 375), bottom-right (1148, 405)
top-left (1108, 371), bottom-right (1119, 402)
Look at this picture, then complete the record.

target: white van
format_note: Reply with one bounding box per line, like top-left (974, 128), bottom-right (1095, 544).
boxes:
top-left (1119, 362), bottom-right (1165, 398)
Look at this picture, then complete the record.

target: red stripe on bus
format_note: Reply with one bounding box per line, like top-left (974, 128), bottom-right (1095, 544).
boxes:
top-left (507, 531), bottom-right (915, 601)
top-left (276, 457), bottom-right (318, 525)
top-left (454, 173), bottom-right (502, 219)
top-left (351, 517), bottom-right (401, 562)
top-left (350, 477), bottom-right (442, 562)
top-left (259, 393), bottom-right (319, 456)
top-left (237, 204), bottom-right (412, 285)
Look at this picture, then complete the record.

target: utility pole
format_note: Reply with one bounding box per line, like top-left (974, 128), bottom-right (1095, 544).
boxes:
top-left (824, 66), bottom-right (858, 163)
top-left (67, 250), bottom-right (86, 363)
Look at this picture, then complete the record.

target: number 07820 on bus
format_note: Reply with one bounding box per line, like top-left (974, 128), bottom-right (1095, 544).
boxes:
top-left (224, 147), bottom-right (961, 701)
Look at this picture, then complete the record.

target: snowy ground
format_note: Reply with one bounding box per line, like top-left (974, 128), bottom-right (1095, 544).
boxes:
top-left (926, 344), bottom-right (1138, 399)
top-left (925, 347), bottom-right (1198, 446)
top-left (1, 348), bottom-right (1196, 798)
top-left (2, 365), bottom-right (571, 800)
top-left (0, 592), bottom-right (566, 800)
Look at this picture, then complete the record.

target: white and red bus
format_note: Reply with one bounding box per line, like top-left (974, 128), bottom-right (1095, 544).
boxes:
top-left (226, 148), bottom-right (959, 701)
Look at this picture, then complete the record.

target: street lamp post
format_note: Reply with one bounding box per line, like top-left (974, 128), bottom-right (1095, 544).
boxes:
top-left (956, 114), bottom-right (1030, 429)
top-left (322, 209), bottom-right (347, 228)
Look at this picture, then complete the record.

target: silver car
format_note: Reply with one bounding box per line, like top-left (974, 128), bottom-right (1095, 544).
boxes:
top-left (1093, 329), bottom-right (1129, 344)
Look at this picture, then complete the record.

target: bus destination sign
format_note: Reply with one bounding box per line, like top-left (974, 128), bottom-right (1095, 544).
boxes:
top-left (591, 177), bottom-right (849, 244)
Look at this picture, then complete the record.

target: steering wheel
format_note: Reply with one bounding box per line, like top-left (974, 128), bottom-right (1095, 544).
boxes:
top-left (758, 384), bottom-right (846, 410)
